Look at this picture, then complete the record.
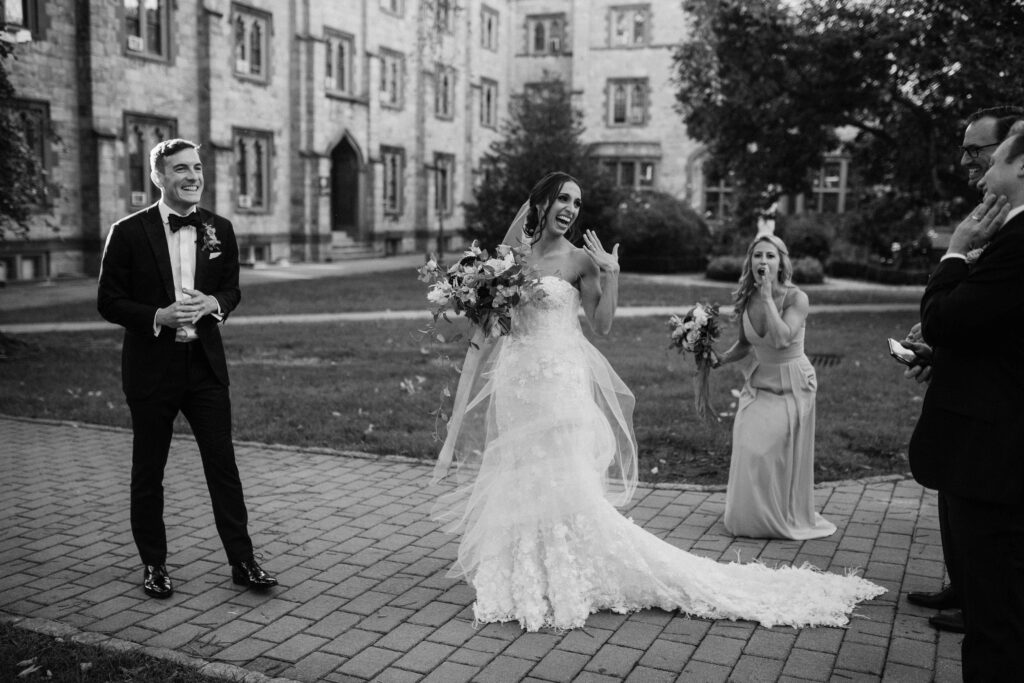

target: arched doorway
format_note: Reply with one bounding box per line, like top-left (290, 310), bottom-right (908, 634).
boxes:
top-left (330, 137), bottom-right (361, 240)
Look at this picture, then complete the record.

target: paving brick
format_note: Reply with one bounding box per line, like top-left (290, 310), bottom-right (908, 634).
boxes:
top-left (338, 645), bottom-right (403, 679)
top-left (793, 626), bottom-right (845, 654)
top-left (680, 659), bottom-right (732, 682)
top-left (263, 633), bottom-right (329, 661)
top-left (609, 620), bottom-right (663, 649)
top-left (730, 654), bottom-right (786, 682)
top-left (638, 639), bottom-right (695, 671)
top-left (214, 637), bottom-right (277, 663)
top-left (419, 661), bottom-right (478, 683)
top-left (882, 662), bottom-right (935, 682)
top-left (743, 629), bottom-right (797, 659)
top-left (781, 648), bottom-right (835, 682)
top-left (558, 627), bottom-right (613, 655)
top-left (283, 651), bottom-right (345, 681)
top-left (425, 618), bottom-right (477, 647)
top-left (887, 637), bottom-right (936, 669)
top-left (321, 628), bottom-right (381, 657)
top-left (474, 654), bottom-right (535, 682)
top-left (503, 632), bottom-right (562, 661)
top-left (691, 634), bottom-right (745, 667)
top-left (393, 640), bottom-right (456, 673)
top-left (530, 649), bottom-right (589, 681)
top-left (624, 666), bottom-right (676, 682)
top-left (586, 644), bottom-right (643, 678)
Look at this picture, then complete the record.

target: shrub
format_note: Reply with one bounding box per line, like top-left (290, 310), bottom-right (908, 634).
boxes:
top-left (602, 191), bottom-right (712, 273)
top-left (791, 257), bottom-right (824, 284)
top-left (775, 213), bottom-right (840, 263)
top-left (705, 255), bottom-right (745, 282)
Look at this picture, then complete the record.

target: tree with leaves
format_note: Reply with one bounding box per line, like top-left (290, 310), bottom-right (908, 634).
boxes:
top-left (673, 0), bottom-right (1024, 228)
top-left (0, 39), bottom-right (47, 239)
top-left (464, 78), bottom-right (621, 251)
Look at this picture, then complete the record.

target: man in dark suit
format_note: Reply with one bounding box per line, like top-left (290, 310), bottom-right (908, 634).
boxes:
top-left (909, 133), bottom-right (1024, 680)
top-left (98, 138), bottom-right (277, 599)
top-left (903, 106), bottom-right (1024, 634)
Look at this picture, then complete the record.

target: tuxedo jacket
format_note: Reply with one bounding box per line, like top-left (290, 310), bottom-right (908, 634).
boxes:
top-left (909, 212), bottom-right (1024, 504)
top-left (97, 203), bottom-right (241, 400)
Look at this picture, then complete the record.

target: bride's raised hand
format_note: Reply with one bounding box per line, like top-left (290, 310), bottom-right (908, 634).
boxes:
top-left (583, 229), bottom-right (620, 274)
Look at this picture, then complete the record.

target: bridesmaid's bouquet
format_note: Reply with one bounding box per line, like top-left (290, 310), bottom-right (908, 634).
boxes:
top-left (417, 241), bottom-right (539, 339)
top-left (668, 302), bottom-right (721, 421)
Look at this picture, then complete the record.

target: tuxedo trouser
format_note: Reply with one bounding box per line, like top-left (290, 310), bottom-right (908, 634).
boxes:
top-left (127, 341), bottom-right (253, 566)
top-left (937, 491), bottom-right (960, 599)
top-left (945, 492), bottom-right (1024, 682)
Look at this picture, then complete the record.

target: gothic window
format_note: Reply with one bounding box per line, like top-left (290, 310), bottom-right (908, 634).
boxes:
top-left (381, 146), bottom-right (404, 215)
top-left (607, 78), bottom-right (648, 126)
top-left (435, 65), bottom-right (456, 119)
top-left (124, 0), bottom-right (169, 60)
top-left (480, 79), bottom-right (498, 128)
top-left (481, 5), bottom-right (498, 51)
top-left (234, 128), bottom-right (273, 211)
top-left (125, 113), bottom-right (176, 208)
top-left (232, 4), bottom-right (271, 83)
top-left (526, 14), bottom-right (565, 55)
top-left (325, 30), bottom-right (355, 95)
top-left (380, 49), bottom-right (405, 108)
top-left (610, 5), bottom-right (649, 47)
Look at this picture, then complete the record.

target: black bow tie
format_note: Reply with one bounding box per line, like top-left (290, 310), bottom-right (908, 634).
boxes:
top-left (168, 212), bottom-right (203, 233)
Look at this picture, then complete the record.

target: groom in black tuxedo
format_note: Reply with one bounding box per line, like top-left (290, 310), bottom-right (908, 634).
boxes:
top-left (98, 138), bottom-right (276, 599)
top-left (909, 134), bottom-right (1024, 680)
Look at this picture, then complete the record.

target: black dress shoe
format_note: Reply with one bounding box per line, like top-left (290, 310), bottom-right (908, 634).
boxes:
top-left (929, 610), bottom-right (966, 633)
top-left (231, 557), bottom-right (278, 590)
top-left (143, 564), bottom-right (173, 599)
top-left (907, 585), bottom-right (959, 610)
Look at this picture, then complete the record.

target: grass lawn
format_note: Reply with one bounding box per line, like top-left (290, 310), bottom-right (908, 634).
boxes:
top-left (0, 301), bottom-right (925, 485)
top-left (0, 268), bottom-right (923, 325)
top-left (0, 621), bottom-right (215, 682)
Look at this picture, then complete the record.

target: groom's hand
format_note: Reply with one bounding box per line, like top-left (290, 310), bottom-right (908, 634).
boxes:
top-left (181, 287), bottom-right (220, 324)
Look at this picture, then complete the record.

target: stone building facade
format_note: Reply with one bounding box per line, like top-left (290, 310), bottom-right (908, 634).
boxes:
top-left (1, 0), bottom-right (848, 281)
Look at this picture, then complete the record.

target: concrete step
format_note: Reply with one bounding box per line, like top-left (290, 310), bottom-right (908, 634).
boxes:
top-left (327, 242), bottom-right (384, 261)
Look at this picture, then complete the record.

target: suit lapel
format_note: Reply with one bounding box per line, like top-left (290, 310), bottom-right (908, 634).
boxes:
top-left (142, 204), bottom-right (176, 302)
top-left (193, 209), bottom-right (208, 291)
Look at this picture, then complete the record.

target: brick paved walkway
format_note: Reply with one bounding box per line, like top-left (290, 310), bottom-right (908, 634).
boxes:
top-left (0, 416), bottom-right (961, 682)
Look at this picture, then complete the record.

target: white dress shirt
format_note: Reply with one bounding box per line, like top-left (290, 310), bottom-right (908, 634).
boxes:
top-left (154, 201), bottom-right (201, 341)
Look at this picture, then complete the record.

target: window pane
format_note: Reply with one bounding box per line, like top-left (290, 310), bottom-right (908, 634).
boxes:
top-left (533, 22), bottom-right (545, 53)
top-left (639, 162), bottom-right (654, 187)
top-left (145, 0), bottom-right (162, 55)
top-left (613, 85), bottom-right (626, 123)
top-left (633, 11), bottom-right (645, 44)
top-left (620, 161), bottom-right (635, 187)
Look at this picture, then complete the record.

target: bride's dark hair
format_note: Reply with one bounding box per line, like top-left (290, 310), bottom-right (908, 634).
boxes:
top-left (522, 171), bottom-right (581, 244)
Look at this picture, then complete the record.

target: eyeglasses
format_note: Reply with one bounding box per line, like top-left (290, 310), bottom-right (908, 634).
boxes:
top-left (960, 142), bottom-right (1000, 160)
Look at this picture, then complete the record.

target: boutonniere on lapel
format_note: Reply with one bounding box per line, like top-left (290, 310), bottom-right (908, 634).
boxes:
top-left (199, 221), bottom-right (222, 253)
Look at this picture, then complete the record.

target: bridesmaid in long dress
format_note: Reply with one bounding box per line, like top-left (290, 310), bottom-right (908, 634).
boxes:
top-left (714, 234), bottom-right (836, 540)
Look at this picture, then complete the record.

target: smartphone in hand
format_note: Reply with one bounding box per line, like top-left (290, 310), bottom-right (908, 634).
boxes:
top-left (887, 338), bottom-right (918, 366)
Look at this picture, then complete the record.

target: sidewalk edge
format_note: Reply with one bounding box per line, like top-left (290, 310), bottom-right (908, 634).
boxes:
top-left (1, 414), bottom-right (914, 494)
top-left (0, 611), bottom-right (302, 683)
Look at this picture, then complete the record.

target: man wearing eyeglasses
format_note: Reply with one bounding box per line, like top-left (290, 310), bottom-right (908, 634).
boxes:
top-left (901, 106), bottom-right (1024, 637)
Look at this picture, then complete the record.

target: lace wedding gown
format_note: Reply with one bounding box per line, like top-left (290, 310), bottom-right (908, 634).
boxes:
top-left (433, 276), bottom-right (884, 632)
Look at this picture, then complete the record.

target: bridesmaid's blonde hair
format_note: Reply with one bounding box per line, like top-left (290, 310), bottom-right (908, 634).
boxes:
top-left (732, 234), bottom-right (794, 318)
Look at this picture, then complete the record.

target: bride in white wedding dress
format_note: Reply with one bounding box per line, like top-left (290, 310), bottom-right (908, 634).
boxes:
top-left (432, 172), bottom-right (884, 632)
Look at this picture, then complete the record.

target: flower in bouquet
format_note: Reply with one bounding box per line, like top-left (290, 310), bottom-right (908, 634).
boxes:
top-left (668, 302), bottom-right (721, 421)
top-left (418, 240), bottom-right (541, 340)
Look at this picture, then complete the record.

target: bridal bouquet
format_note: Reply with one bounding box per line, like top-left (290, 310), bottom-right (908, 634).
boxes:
top-left (668, 302), bottom-right (721, 421)
top-left (417, 241), bottom-right (539, 339)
